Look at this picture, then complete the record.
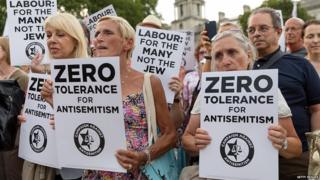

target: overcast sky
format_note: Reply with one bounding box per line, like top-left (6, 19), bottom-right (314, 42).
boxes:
top-left (156, 0), bottom-right (264, 24)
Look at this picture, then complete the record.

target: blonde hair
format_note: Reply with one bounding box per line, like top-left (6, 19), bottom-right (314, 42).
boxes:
top-left (98, 16), bottom-right (135, 58)
top-left (210, 30), bottom-right (256, 71)
top-left (45, 13), bottom-right (88, 58)
top-left (0, 37), bottom-right (11, 65)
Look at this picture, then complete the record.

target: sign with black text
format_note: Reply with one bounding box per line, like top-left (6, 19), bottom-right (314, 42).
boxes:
top-left (51, 57), bottom-right (126, 172)
top-left (180, 30), bottom-right (195, 71)
top-left (83, 4), bottom-right (117, 42)
top-left (19, 73), bottom-right (58, 168)
top-left (131, 26), bottom-right (186, 103)
top-left (199, 70), bottom-right (278, 180)
top-left (6, 0), bottom-right (57, 65)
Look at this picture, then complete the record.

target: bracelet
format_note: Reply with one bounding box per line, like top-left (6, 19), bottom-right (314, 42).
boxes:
top-left (143, 148), bottom-right (151, 165)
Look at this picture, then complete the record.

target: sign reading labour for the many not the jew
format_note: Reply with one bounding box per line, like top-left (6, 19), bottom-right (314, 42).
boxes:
top-left (199, 70), bottom-right (279, 180)
top-left (51, 57), bottom-right (126, 172)
top-left (83, 4), bottom-right (117, 42)
top-left (131, 26), bottom-right (186, 103)
top-left (19, 73), bottom-right (58, 168)
top-left (6, 0), bottom-right (57, 65)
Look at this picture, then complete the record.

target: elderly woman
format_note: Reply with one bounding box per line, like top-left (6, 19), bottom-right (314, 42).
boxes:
top-left (180, 31), bottom-right (302, 180)
top-left (303, 20), bottom-right (320, 75)
top-left (0, 37), bottom-right (28, 180)
top-left (80, 15), bottom-right (177, 179)
top-left (21, 12), bottom-right (88, 180)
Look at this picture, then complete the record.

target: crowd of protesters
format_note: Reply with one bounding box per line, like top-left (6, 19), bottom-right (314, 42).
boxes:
top-left (1, 5), bottom-right (320, 180)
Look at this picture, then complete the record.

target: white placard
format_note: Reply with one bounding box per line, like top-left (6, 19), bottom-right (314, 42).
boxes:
top-left (131, 26), bottom-right (186, 103)
top-left (180, 30), bottom-right (196, 71)
top-left (6, 0), bottom-right (57, 65)
top-left (199, 69), bottom-right (278, 180)
top-left (19, 73), bottom-right (58, 168)
top-left (51, 57), bottom-right (126, 172)
top-left (83, 5), bottom-right (117, 42)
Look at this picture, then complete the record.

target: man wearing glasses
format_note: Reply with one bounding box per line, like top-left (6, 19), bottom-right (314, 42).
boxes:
top-left (285, 17), bottom-right (307, 57)
top-left (247, 7), bottom-right (320, 180)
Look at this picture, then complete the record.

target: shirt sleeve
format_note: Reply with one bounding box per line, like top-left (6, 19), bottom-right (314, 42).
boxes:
top-left (278, 88), bottom-right (292, 118)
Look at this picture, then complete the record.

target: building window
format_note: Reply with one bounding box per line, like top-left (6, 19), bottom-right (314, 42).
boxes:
top-left (180, 4), bottom-right (183, 17)
top-left (180, 23), bottom-right (183, 29)
top-left (197, 4), bottom-right (201, 16)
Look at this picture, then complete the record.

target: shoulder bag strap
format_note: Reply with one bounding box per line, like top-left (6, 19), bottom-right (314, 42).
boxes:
top-left (143, 73), bottom-right (158, 145)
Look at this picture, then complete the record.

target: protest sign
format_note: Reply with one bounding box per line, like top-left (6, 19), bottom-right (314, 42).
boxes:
top-left (19, 73), bottom-right (58, 168)
top-left (83, 4), bottom-right (117, 42)
top-left (6, 0), bottom-right (57, 65)
top-left (131, 26), bottom-right (186, 103)
top-left (199, 69), bottom-right (278, 180)
top-left (51, 57), bottom-right (126, 172)
top-left (180, 30), bottom-right (196, 71)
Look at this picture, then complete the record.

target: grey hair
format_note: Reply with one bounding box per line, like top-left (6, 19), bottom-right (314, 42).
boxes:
top-left (250, 7), bottom-right (282, 29)
top-left (210, 30), bottom-right (257, 70)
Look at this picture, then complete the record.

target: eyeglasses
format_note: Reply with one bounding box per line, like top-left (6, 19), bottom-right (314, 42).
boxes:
top-left (247, 25), bottom-right (274, 35)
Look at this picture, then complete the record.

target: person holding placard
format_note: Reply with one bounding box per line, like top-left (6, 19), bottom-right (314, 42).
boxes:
top-left (21, 12), bottom-right (88, 180)
top-left (81, 15), bottom-right (177, 179)
top-left (180, 30), bottom-right (302, 180)
top-left (248, 8), bottom-right (320, 179)
top-left (0, 36), bottom-right (28, 180)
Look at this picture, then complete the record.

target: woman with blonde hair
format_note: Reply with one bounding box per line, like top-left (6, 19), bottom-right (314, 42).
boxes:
top-left (79, 15), bottom-right (177, 179)
top-left (21, 12), bottom-right (88, 180)
top-left (0, 36), bottom-right (28, 180)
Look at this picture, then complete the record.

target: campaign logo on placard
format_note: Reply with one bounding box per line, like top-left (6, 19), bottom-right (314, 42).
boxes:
top-left (74, 123), bottom-right (105, 156)
top-left (25, 42), bottom-right (45, 60)
top-left (220, 132), bottom-right (254, 167)
top-left (29, 125), bottom-right (47, 153)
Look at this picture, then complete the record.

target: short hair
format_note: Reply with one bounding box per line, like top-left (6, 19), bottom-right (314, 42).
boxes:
top-left (98, 16), bottom-right (135, 58)
top-left (45, 13), bottom-right (88, 58)
top-left (250, 7), bottom-right (282, 29)
top-left (210, 30), bottom-right (257, 70)
top-left (302, 20), bottom-right (320, 38)
top-left (0, 37), bottom-right (11, 65)
top-left (218, 22), bottom-right (241, 33)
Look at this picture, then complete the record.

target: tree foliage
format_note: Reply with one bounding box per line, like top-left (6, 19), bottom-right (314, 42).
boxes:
top-left (0, 0), bottom-right (159, 35)
top-left (239, 0), bottom-right (313, 35)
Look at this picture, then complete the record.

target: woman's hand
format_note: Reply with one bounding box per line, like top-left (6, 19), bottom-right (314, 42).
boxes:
top-left (200, 30), bottom-right (211, 54)
top-left (18, 114), bottom-right (26, 124)
top-left (115, 149), bottom-right (147, 171)
top-left (40, 79), bottom-right (53, 107)
top-left (194, 128), bottom-right (211, 149)
top-left (30, 53), bottom-right (45, 73)
top-left (268, 124), bottom-right (287, 150)
top-left (168, 76), bottom-right (183, 96)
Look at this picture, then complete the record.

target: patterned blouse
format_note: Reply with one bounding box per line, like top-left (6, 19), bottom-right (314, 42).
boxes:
top-left (83, 93), bottom-right (148, 180)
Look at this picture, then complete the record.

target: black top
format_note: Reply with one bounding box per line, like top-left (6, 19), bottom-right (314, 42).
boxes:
top-left (254, 48), bottom-right (320, 152)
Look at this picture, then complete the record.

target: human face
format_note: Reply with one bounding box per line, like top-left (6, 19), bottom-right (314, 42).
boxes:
top-left (248, 13), bottom-right (281, 56)
top-left (212, 36), bottom-right (250, 71)
top-left (303, 24), bottom-right (320, 56)
top-left (94, 20), bottom-right (127, 57)
top-left (45, 26), bottom-right (77, 59)
top-left (285, 19), bottom-right (303, 45)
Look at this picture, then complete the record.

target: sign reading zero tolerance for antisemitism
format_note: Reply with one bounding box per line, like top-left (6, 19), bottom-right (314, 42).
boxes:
top-left (199, 69), bottom-right (279, 180)
top-left (51, 57), bottom-right (126, 172)
top-left (6, 0), bottom-right (57, 65)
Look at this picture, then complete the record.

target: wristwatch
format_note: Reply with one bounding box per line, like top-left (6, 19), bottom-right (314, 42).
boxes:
top-left (282, 138), bottom-right (288, 150)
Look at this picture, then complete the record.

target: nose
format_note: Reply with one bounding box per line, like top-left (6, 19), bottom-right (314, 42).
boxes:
top-left (47, 34), bottom-right (57, 44)
top-left (221, 55), bottom-right (232, 66)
